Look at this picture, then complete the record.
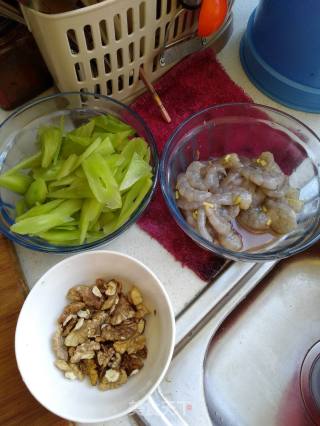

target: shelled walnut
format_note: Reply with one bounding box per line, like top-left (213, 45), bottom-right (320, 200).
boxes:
top-left (53, 278), bottom-right (149, 390)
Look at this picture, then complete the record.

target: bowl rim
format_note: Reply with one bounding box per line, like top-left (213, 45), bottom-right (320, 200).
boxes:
top-left (15, 250), bottom-right (176, 423)
top-left (0, 91), bottom-right (159, 253)
top-left (160, 101), bottom-right (320, 261)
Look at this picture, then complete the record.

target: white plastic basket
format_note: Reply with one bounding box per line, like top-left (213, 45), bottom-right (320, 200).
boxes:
top-left (22, 0), bottom-right (232, 102)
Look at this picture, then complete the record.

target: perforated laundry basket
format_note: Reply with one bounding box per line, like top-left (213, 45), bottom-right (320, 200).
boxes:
top-left (22, 0), bottom-right (232, 102)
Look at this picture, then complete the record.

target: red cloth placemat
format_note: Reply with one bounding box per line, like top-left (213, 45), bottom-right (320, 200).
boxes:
top-left (131, 49), bottom-right (252, 281)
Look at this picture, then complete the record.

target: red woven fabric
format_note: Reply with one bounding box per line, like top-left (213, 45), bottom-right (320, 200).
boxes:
top-left (131, 49), bottom-right (252, 281)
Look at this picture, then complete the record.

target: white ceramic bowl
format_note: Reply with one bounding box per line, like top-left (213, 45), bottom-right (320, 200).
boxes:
top-left (15, 251), bottom-right (175, 423)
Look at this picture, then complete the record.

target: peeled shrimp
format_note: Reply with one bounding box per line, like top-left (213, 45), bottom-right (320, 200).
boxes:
top-left (197, 207), bottom-right (213, 242)
top-left (240, 152), bottom-right (285, 190)
top-left (221, 171), bottom-right (243, 188)
top-left (208, 188), bottom-right (252, 210)
top-left (265, 199), bottom-right (297, 234)
top-left (219, 231), bottom-right (243, 251)
top-left (221, 153), bottom-right (243, 170)
top-left (204, 204), bottom-right (232, 236)
top-left (240, 163), bottom-right (285, 190)
top-left (185, 161), bottom-right (208, 190)
top-left (203, 162), bottom-right (226, 192)
top-left (252, 188), bottom-right (266, 207)
top-left (176, 174), bottom-right (211, 203)
top-left (238, 207), bottom-right (271, 232)
top-left (220, 205), bottom-right (240, 220)
top-left (260, 152), bottom-right (283, 175)
top-left (184, 210), bottom-right (197, 228)
top-left (263, 177), bottom-right (290, 199)
top-left (177, 197), bottom-right (203, 211)
top-left (240, 179), bottom-right (265, 207)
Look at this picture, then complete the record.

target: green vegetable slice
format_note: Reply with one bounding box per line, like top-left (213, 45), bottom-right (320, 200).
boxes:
top-left (70, 119), bottom-right (95, 138)
top-left (48, 178), bottom-right (94, 198)
top-left (0, 172), bottom-right (32, 194)
top-left (39, 126), bottom-right (62, 168)
top-left (120, 152), bottom-right (152, 192)
top-left (25, 178), bottom-right (47, 207)
top-left (3, 152), bottom-right (41, 175)
top-left (82, 153), bottom-right (122, 208)
top-left (79, 198), bottom-right (103, 244)
top-left (116, 176), bottom-right (152, 227)
top-left (11, 213), bottom-right (74, 235)
top-left (56, 154), bottom-right (79, 180)
top-left (16, 199), bottom-right (63, 222)
top-left (94, 114), bottom-right (133, 133)
top-left (39, 229), bottom-right (80, 243)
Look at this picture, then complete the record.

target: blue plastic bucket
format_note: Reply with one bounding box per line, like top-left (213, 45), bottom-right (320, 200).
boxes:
top-left (240, 0), bottom-right (320, 112)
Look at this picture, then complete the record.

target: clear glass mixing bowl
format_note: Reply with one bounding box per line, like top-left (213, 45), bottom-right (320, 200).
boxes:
top-left (0, 92), bottom-right (158, 253)
top-left (161, 103), bottom-right (320, 261)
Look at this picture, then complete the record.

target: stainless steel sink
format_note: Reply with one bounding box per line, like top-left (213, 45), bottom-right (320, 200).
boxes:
top-left (136, 244), bottom-right (320, 425)
top-left (204, 244), bottom-right (320, 426)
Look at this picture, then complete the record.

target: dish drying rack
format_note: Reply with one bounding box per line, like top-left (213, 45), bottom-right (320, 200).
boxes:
top-left (21, 0), bottom-right (234, 102)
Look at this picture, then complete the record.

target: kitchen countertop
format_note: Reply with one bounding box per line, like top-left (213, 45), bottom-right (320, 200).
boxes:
top-left (1, 0), bottom-right (320, 425)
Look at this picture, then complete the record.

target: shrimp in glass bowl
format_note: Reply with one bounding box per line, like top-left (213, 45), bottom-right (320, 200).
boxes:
top-left (160, 103), bottom-right (320, 262)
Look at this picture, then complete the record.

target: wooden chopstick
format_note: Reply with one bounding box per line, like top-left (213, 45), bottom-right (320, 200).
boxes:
top-left (139, 67), bottom-right (171, 124)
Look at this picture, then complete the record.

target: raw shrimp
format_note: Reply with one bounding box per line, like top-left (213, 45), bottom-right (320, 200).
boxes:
top-left (238, 207), bottom-right (271, 232)
top-left (220, 205), bottom-right (240, 220)
top-left (208, 188), bottom-right (252, 210)
top-left (221, 171), bottom-right (243, 188)
top-left (219, 231), bottom-right (243, 251)
top-left (221, 153), bottom-right (243, 170)
top-left (184, 210), bottom-right (197, 228)
top-left (203, 162), bottom-right (226, 192)
top-left (176, 174), bottom-right (211, 203)
top-left (252, 188), bottom-right (266, 207)
top-left (240, 162), bottom-right (285, 190)
top-left (176, 197), bottom-right (203, 211)
top-left (204, 204), bottom-right (232, 236)
top-left (260, 152), bottom-right (283, 175)
top-left (185, 161), bottom-right (208, 190)
top-left (197, 207), bottom-right (213, 242)
top-left (263, 177), bottom-right (290, 199)
top-left (265, 199), bottom-right (297, 234)
top-left (240, 179), bottom-right (265, 207)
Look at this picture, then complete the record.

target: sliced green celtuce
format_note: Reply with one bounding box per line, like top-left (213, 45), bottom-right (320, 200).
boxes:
top-left (120, 152), bottom-right (152, 191)
top-left (0, 114), bottom-right (153, 244)
top-left (39, 229), bottom-right (80, 243)
top-left (11, 213), bottom-right (73, 235)
top-left (94, 114), bottom-right (133, 133)
top-left (79, 198), bottom-right (103, 244)
top-left (82, 153), bottom-right (122, 208)
top-left (39, 126), bottom-right (62, 168)
top-left (48, 178), bottom-right (94, 198)
top-left (4, 152), bottom-right (41, 175)
top-left (116, 176), bottom-right (152, 228)
top-left (12, 199), bottom-right (82, 235)
top-left (0, 172), bottom-right (32, 194)
top-left (56, 154), bottom-right (78, 179)
top-left (16, 199), bottom-right (63, 222)
top-left (25, 178), bottom-right (47, 207)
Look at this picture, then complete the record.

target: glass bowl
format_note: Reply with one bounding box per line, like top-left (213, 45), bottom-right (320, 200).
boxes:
top-left (0, 92), bottom-right (158, 253)
top-left (160, 103), bottom-right (320, 261)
